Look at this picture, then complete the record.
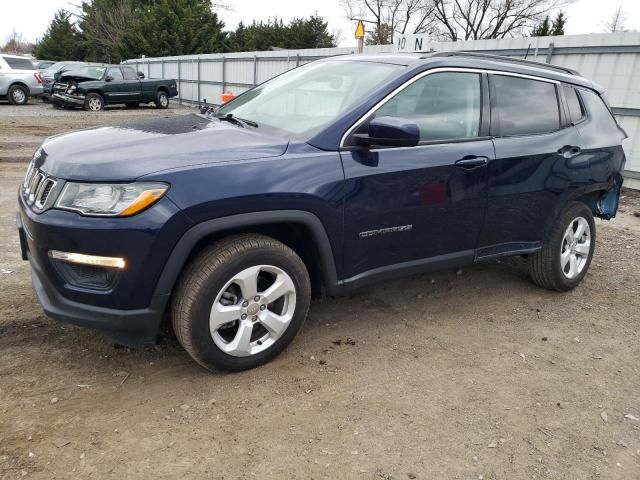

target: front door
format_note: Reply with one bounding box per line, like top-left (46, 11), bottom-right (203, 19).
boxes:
top-left (340, 70), bottom-right (493, 282)
top-left (121, 66), bottom-right (142, 102)
top-left (102, 67), bottom-right (128, 103)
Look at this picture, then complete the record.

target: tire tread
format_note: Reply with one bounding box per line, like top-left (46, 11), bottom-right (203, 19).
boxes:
top-left (171, 234), bottom-right (310, 371)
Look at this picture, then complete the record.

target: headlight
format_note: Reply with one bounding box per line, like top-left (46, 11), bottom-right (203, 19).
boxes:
top-left (55, 182), bottom-right (168, 217)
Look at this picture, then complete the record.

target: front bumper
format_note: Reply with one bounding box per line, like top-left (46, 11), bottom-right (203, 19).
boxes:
top-left (17, 192), bottom-right (192, 346)
top-left (51, 93), bottom-right (85, 108)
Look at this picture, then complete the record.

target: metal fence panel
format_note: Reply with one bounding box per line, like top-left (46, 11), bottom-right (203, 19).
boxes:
top-left (123, 33), bottom-right (640, 185)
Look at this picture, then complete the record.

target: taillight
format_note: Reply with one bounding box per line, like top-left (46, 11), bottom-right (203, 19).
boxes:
top-left (34, 72), bottom-right (43, 84)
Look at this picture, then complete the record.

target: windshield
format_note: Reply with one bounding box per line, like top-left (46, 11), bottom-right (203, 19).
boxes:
top-left (217, 60), bottom-right (403, 136)
top-left (45, 62), bottom-right (76, 73)
top-left (62, 66), bottom-right (107, 80)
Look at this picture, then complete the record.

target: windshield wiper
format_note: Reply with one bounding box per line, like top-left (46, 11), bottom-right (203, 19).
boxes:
top-left (216, 113), bottom-right (258, 128)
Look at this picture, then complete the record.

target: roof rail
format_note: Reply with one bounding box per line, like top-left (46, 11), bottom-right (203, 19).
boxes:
top-left (430, 51), bottom-right (580, 76)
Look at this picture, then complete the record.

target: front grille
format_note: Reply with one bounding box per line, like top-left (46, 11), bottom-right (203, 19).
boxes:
top-left (22, 160), bottom-right (59, 212)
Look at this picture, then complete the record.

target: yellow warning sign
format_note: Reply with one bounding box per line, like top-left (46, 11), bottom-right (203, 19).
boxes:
top-left (355, 20), bottom-right (365, 39)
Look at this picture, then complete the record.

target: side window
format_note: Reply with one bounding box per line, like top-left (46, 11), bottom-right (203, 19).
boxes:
top-left (493, 75), bottom-right (560, 136)
top-left (122, 67), bottom-right (137, 80)
top-left (563, 85), bottom-right (586, 124)
top-left (3, 56), bottom-right (35, 70)
top-left (107, 68), bottom-right (124, 81)
top-left (373, 72), bottom-right (481, 142)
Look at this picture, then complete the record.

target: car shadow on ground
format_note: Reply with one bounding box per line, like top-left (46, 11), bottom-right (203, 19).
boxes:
top-left (1, 257), bottom-right (534, 379)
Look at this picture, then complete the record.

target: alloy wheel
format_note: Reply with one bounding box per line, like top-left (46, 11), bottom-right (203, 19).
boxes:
top-left (12, 88), bottom-right (26, 104)
top-left (89, 97), bottom-right (102, 111)
top-left (209, 265), bottom-right (297, 357)
top-left (560, 216), bottom-right (591, 279)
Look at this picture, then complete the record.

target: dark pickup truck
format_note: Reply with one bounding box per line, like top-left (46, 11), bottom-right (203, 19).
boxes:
top-left (51, 64), bottom-right (178, 111)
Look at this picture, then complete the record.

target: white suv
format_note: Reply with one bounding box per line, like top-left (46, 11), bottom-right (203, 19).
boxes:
top-left (0, 55), bottom-right (44, 105)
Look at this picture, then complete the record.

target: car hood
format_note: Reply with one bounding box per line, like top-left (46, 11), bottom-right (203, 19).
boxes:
top-left (58, 72), bottom-right (101, 83)
top-left (37, 114), bottom-right (289, 181)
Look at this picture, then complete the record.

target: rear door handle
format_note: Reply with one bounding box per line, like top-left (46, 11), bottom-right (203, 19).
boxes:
top-left (557, 145), bottom-right (581, 159)
top-left (455, 156), bottom-right (489, 170)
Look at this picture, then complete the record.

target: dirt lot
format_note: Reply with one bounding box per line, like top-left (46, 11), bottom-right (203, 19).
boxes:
top-left (1, 103), bottom-right (640, 480)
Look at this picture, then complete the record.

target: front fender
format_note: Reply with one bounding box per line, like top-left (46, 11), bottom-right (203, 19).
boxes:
top-left (151, 210), bottom-right (341, 304)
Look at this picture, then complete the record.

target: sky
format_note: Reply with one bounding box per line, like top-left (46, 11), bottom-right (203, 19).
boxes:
top-left (1, 0), bottom-right (638, 48)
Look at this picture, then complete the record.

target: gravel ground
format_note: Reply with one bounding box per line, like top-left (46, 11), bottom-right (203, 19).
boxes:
top-left (1, 103), bottom-right (639, 480)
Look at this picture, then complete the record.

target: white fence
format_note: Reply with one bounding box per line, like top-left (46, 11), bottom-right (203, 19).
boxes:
top-left (123, 33), bottom-right (640, 188)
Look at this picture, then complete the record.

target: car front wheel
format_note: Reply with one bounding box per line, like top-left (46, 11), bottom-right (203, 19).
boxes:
top-left (84, 93), bottom-right (104, 111)
top-left (529, 201), bottom-right (596, 291)
top-left (172, 234), bottom-right (311, 372)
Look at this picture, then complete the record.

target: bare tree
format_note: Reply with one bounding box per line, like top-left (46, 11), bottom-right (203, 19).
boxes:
top-left (603, 2), bottom-right (626, 33)
top-left (342, 0), bottom-right (438, 44)
top-left (432, 0), bottom-right (573, 41)
top-left (1, 29), bottom-right (33, 55)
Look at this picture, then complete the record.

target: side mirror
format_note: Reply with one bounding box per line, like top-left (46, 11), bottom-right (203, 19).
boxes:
top-left (105, 75), bottom-right (114, 82)
top-left (353, 116), bottom-right (420, 147)
top-left (137, 72), bottom-right (145, 79)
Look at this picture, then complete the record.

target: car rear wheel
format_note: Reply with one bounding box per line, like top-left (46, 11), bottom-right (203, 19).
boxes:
top-left (84, 93), bottom-right (104, 111)
top-left (529, 202), bottom-right (596, 291)
top-left (172, 234), bottom-right (311, 372)
top-left (155, 91), bottom-right (169, 109)
top-left (8, 85), bottom-right (28, 105)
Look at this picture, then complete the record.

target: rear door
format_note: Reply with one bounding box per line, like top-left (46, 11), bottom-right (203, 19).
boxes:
top-left (121, 66), bottom-right (142, 102)
top-left (477, 73), bottom-right (585, 258)
top-left (340, 70), bottom-right (493, 282)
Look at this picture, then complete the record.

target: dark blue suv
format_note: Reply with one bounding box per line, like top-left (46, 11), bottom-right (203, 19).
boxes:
top-left (17, 53), bottom-right (626, 371)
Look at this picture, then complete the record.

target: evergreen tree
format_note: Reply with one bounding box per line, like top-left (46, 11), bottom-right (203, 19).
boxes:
top-left (32, 11), bottom-right (83, 60)
top-left (227, 17), bottom-right (335, 52)
top-left (120, 0), bottom-right (226, 58)
top-left (365, 23), bottom-right (393, 45)
top-left (532, 16), bottom-right (551, 36)
top-left (551, 12), bottom-right (566, 35)
top-left (532, 12), bottom-right (566, 37)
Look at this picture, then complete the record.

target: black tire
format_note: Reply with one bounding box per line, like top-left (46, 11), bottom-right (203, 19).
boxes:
top-left (125, 102), bottom-right (139, 108)
top-left (155, 90), bottom-right (169, 109)
top-left (529, 202), bottom-right (596, 291)
top-left (7, 84), bottom-right (28, 105)
top-left (84, 92), bottom-right (104, 111)
top-left (172, 234), bottom-right (311, 372)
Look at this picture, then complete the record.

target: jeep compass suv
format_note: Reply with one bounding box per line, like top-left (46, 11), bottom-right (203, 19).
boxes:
top-left (17, 53), bottom-right (626, 372)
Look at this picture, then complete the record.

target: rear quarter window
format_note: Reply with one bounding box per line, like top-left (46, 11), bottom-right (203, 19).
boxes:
top-left (493, 75), bottom-right (560, 136)
top-left (3, 57), bottom-right (35, 70)
top-left (574, 89), bottom-right (626, 145)
top-left (563, 86), bottom-right (586, 124)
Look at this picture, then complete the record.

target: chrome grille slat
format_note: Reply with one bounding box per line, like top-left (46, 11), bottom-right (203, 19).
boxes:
top-left (22, 160), bottom-right (59, 212)
top-left (35, 179), bottom-right (56, 209)
top-left (28, 173), bottom-right (43, 203)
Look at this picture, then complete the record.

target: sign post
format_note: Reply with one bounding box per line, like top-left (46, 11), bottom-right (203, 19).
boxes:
top-left (355, 20), bottom-right (365, 54)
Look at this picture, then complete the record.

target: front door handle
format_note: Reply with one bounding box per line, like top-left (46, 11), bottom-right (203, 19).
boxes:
top-left (455, 155), bottom-right (489, 170)
top-left (557, 145), bottom-right (582, 159)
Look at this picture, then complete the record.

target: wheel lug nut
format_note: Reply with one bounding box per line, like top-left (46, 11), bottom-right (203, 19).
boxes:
top-left (241, 314), bottom-right (247, 320)
top-left (242, 301), bottom-right (249, 307)
top-left (259, 304), bottom-right (266, 311)
top-left (254, 295), bottom-right (260, 301)
top-left (252, 315), bottom-right (257, 321)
